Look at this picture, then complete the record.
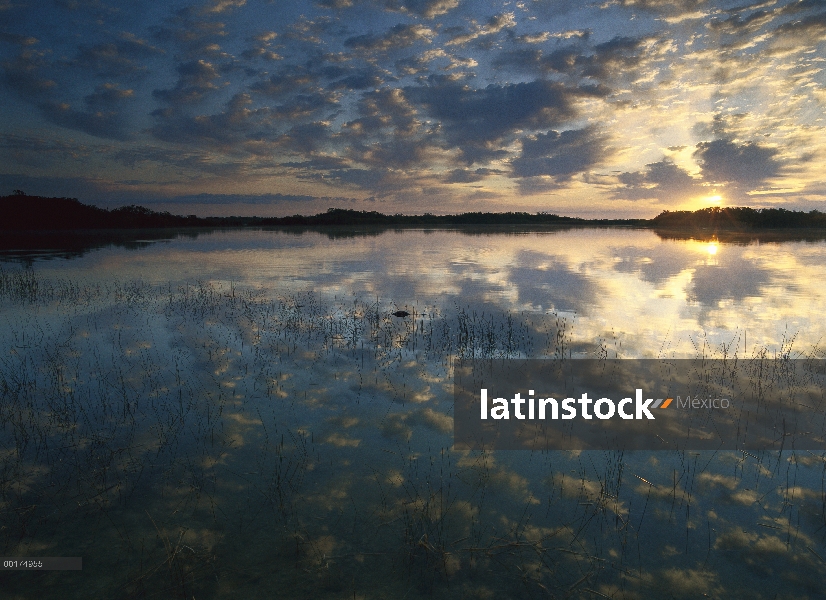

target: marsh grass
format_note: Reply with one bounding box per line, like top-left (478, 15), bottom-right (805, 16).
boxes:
top-left (1, 269), bottom-right (825, 598)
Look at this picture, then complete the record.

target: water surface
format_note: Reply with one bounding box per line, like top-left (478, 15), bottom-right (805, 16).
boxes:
top-left (1, 227), bottom-right (825, 599)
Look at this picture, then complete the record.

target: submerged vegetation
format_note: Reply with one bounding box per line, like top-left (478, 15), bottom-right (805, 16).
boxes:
top-left (1, 267), bottom-right (825, 598)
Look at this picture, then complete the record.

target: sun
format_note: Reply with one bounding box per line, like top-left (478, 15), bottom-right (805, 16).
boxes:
top-left (688, 193), bottom-right (724, 211)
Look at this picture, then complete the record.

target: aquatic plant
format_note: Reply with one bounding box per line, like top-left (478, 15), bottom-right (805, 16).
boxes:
top-left (1, 270), bottom-right (824, 598)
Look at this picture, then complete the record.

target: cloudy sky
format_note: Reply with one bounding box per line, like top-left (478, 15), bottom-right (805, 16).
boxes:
top-left (1, 0), bottom-right (824, 217)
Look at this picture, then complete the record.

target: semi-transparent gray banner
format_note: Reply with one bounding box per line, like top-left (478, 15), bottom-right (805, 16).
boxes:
top-left (454, 359), bottom-right (826, 451)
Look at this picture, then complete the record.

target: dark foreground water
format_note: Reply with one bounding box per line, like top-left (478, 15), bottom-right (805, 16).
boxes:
top-left (1, 227), bottom-right (825, 599)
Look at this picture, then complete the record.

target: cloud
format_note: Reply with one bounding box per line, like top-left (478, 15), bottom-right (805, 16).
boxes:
top-left (580, 35), bottom-right (661, 80)
top-left (85, 82), bottom-right (134, 107)
top-left (509, 250), bottom-right (603, 313)
top-left (693, 139), bottom-right (781, 185)
top-left (2, 47), bottom-right (56, 97)
top-left (705, 1), bottom-right (826, 49)
top-left (610, 0), bottom-right (707, 15)
top-left (326, 86), bottom-right (439, 176)
top-left (149, 92), bottom-right (297, 151)
top-left (405, 78), bottom-right (605, 164)
top-left (272, 91), bottom-right (339, 120)
top-left (773, 10), bottom-right (826, 40)
top-left (72, 33), bottom-right (164, 78)
top-left (515, 32), bottom-right (552, 44)
top-left (0, 133), bottom-right (94, 168)
top-left (658, 567), bottom-right (721, 599)
top-left (352, 88), bottom-right (419, 135)
top-left (38, 101), bottom-right (132, 140)
top-left (611, 243), bottom-right (697, 284)
top-left (53, 0), bottom-right (117, 11)
top-left (2, 38), bottom-right (138, 140)
top-left (278, 122), bottom-right (333, 154)
top-left (19, 81), bottom-right (134, 141)
top-left (443, 168), bottom-right (497, 183)
top-left (282, 15), bottom-right (346, 44)
top-left (202, 0), bottom-right (247, 14)
top-left (446, 12), bottom-right (517, 46)
top-left (315, 0), bottom-right (354, 8)
top-left (616, 158), bottom-right (704, 201)
top-left (348, 137), bottom-right (435, 169)
top-left (344, 23), bottom-right (433, 53)
top-left (282, 155), bottom-right (349, 174)
top-left (327, 68), bottom-right (383, 91)
top-left (321, 166), bottom-right (396, 189)
top-left (689, 255), bottom-right (775, 306)
top-left (151, 6), bottom-right (232, 59)
top-left (493, 45), bottom-right (581, 76)
top-left (511, 126), bottom-right (611, 180)
top-left (250, 69), bottom-right (318, 99)
top-left (241, 31), bottom-right (282, 61)
top-left (0, 172), bottom-right (126, 201)
top-left (249, 56), bottom-right (377, 100)
top-left (708, 9), bottom-right (775, 36)
top-left (0, 32), bottom-right (38, 45)
top-left (2, 0), bottom-right (823, 212)
top-left (113, 144), bottom-right (252, 177)
top-left (778, 0), bottom-right (826, 17)
top-left (515, 174), bottom-right (569, 195)
top-left (394, 48), bottom-right (451, 75)
top-left (155, 192), bottom-right (355, 205)
top-left (152, 59), bottom-right (222, 105)
top-left (493, 34), bottom-right (660, 83)
top-left (380, 0), bottom-right (459, 19)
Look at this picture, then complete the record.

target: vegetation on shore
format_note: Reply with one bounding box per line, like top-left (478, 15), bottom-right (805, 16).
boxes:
top-left (3, 191), bottom-right (825, 231)
top-left (651, 205), bottom-right (826, 229)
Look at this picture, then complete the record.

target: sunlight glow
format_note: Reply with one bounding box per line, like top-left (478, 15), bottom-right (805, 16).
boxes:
top-left (687, 194), bottom-right (725, 212)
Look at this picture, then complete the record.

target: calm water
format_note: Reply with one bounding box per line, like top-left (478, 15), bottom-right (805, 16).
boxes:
top-left (1, 227), bottom-right (825, 599)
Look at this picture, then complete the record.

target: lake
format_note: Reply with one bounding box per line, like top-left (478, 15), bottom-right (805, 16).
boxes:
top-left (1, 226), bottom-right (825, 599)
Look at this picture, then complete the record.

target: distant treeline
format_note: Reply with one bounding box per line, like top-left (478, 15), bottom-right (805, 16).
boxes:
top-left (1, 193), bottom-right (642, 229)
top-left (3, 193), bottom-right (825, 231)
top-left (261, 210), bottom-right (646, 227)
top-left (3, 194), bottom-right (200, 230)
top-left (651, 206), bottom-right (826, 229)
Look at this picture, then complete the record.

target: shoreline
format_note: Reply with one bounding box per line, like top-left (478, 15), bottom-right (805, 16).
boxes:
top-left (4, 194), bottom-right (826, 233)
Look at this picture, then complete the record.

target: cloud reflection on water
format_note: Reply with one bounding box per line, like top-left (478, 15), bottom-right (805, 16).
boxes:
top-left (2, 251), bottom-right (826, 598)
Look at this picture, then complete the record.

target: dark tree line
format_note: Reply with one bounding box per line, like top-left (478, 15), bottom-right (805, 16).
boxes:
top-left (3, 193), bottom-right (199, 230)
top-left (651, 206), bottom-right (826, 229)
top-left (2, 195), bottom-right (639, 229)
top-left (3, 193), bottom-right (825, 231)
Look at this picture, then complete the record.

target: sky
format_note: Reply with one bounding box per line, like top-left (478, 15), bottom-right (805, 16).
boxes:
top-left (1, 0), bottom-right (825, 217)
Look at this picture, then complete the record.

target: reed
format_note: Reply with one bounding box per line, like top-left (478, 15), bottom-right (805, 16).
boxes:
top-left (1, 269), bottom-right (824, 598)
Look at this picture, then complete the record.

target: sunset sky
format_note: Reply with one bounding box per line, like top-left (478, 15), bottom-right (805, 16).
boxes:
top-left (1, 0), bottom-right (824, 217)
